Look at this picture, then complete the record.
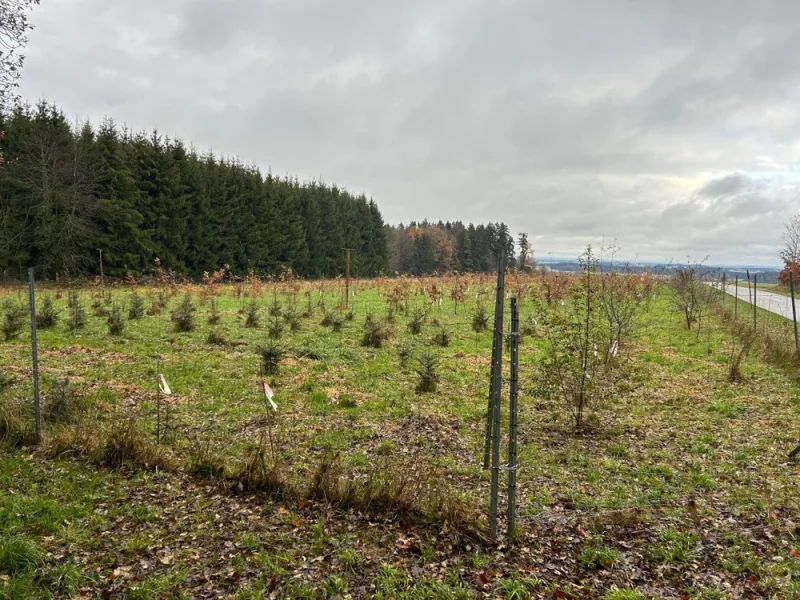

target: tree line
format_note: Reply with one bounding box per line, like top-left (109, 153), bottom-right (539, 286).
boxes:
top-left (387, 222), bottom-right (530, 275)
top-left (0, 102), bottom-right (521, 280)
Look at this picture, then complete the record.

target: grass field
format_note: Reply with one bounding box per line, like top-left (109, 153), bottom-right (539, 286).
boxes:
top-left (1, 275), bottom-right (799, 599)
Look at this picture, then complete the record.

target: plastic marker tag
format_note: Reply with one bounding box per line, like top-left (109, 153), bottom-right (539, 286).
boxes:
top-left (158, 374), bottom-right (172, 395)
top-left (262, 381), bottom-right (278, 411)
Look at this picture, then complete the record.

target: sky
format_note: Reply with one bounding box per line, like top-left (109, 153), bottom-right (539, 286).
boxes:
top-left (17, 0), bottom-right (800, 266)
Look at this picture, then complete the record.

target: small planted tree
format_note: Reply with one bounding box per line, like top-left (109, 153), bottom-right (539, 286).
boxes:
top-left (669, 262), bottom-right (711, 332)
top-left (37, 296), bottom-right (59, 329)
top-left (257, 341), bottom-right (284, 376)
top-left (433, 326), bottom-right (451, 347)
top-left (208, 298), bottom-right (221, 325)
top-left (107, 304), bottom-right (125, 336)
top-left (362, 313), bottom-right (390, 348)
top-left (415, 350), bottom-right (439, 394)
top-left (245, 300), bottom-right (261, 328)
top-left (268, 297), bottom-right (282, 318)
top-left (171, 294), bottom-right (196, 332)
top-left (128, 294), bottom-right (145, 320)
top-left (398, 345), bottom-right (412, 369)
top-left (2, 301), bottom-right (25, 341)
top-left (535, 246), bottom-right (614, 429)
top-left (267, 315), bottom-right (284, 339)
top-left (284, 308), bottom-right (301, 331)
top-left (407, 307), bottom-right (426, 335)
top-left (67, 293), bottom-right (87, 331)
top-left (471, 304), bottom-right (489, 333)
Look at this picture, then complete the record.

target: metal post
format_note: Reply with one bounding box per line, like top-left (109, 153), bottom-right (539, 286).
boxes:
top-left (753, 274), bottom-right (757, 330)
top-left (482, 326), bottom-right (497, 469)
top-left (489, 251), bottom-right (505, 540)
top-left (734, 277), bottom-right (738, 321)
top-left (156, 360), bottom-right (161, 443)
top-left (28, 268), bottom-right (41, 444)
top-left (506, 297), bottom-right (519, 538)
top-left (721, 273), bottom-right (726, 307)
top-left (789, 269), bottom-right (800, 352)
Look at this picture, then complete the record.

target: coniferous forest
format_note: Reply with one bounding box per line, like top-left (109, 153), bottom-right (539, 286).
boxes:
top-left (0, 103), bottom-right (515, 280)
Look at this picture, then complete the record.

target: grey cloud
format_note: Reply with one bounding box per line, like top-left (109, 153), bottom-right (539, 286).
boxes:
top-left (18, 0), bottom-right (800, 265)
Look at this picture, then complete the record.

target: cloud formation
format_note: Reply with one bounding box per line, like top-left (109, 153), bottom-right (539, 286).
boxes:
top-left (19, 0), bottom-right (800, 265)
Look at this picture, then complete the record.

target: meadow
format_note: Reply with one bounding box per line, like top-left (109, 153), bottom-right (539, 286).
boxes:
top-left (0, 271), bottom-right (798, 599)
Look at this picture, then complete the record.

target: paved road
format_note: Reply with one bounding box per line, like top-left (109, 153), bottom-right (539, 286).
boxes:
top-left (714, 282), bottom-right (797, 320)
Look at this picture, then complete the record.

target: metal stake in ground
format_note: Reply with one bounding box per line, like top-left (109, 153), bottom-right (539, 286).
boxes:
top-left (28, 268), bottom-right (41, 444)
top-left (791, 272), bottom-right (799, 353)
top-left (753, 273), bottom-right (757, 331)
top-left (489, 251), bottom-right (505, 540)
top-left (156, 360), bottom-right (162, 443)
top-left (506, 297), bottom-right (520, 538)
top-left (483, 313), bottom-right (498, 470)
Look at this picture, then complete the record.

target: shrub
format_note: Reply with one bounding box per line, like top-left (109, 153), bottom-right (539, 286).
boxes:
top-left (339, 394), bottom-right (357, 408)
top-left (171, 294), bottom-right (196, 332)
top-left (521, 313), bottom-right (537, 336)
top-left (407, 308), bottom-right (425, 335)
top-left (257, 341), bottom-right (284, 376)
top-left (107, 304), bottom-right (125, 335)
top-left (0, 370), bottom-right (14, 392)
top-left (245, 300), bottom-right (260, 328)
top-left (38, 296), bottom-right (59, 329)
top-left (728, 328), bottom-right (756, 382)
top-left (44, 379), bottom-right (86, 424)
top-left (128, 294), bottom-right (145, 320)
top-left (208, 298), bottom-right (221, 325)
top-left (433, 326), bottom-right (450, 347)
top-left (66, 293), bottom-right (87, 331)
top-left (322, 311), bottom-right (344, 332)
top-left (415, 351), bottom-right (439, 394)
top-left (2, 301), bottom-right (26, 341)
top-left (235, 437), bottom-right (285, 495)
top-left (471, 305), bottom-right (489, 332)
top-left (187, 436), bottom-right (226, 478)
top-left (207, 330), bottom-right (227, 346)
top-left (99, 418), bottom-right (169, 470)
top-left (0, 399), bottom-right (37, 447)
top-left (91, 296), bottom-right (108, 317)
top-left (362, 313), bottom-right (390, 348)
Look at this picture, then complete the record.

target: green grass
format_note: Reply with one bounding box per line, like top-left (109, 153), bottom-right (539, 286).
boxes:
top-left (0, 279), bottom-right (798, 597)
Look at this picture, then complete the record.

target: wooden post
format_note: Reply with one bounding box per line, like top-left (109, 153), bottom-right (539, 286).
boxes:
top-left (28, 268), bottom-right (41, 444)
top-left (98, 249), bottom-right (104, 286)
top-left (789, 269), bottom-right (800, 353)
top-left (489, 251), bottom-right (505, 540)
top-left (343, 249), bottom-right (352, 309)
top-left (506, 297), bottom-right (519, 538)
top-left (734, 276), bottom-right (738, 321)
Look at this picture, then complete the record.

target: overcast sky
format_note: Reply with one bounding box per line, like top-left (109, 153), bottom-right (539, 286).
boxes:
top-left (18, 0), bottom-right (800, 266)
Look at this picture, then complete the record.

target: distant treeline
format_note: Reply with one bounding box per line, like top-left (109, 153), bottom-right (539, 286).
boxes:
top-left (386, 221), bottom-right (518, 275)
top-left (0, 102), bottom-right (515, 280)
